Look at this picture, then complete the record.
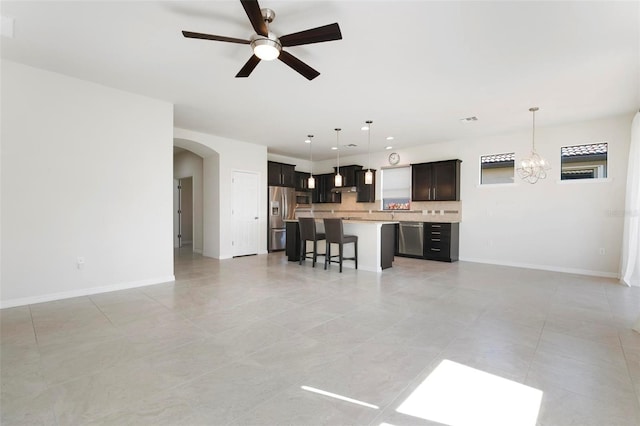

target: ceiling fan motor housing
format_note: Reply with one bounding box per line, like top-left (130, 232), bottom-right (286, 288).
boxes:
top-left (261, 8), bottom-right (276, 23)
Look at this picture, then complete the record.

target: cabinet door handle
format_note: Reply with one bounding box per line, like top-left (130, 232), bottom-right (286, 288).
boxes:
top-left (432, 238), bottom-right (441, 242)
top-left (428, 188), bottom-right (431, 200)
top-left (431, 248), bottom-right (441, 252)
top-left (432, 231), bottom-right (441, 235)
top-left (432, 224), bottom-right (442, 228)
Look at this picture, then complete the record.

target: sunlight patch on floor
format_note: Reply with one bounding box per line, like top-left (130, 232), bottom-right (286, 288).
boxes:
top-left (301, 385), bottom-right (380, 409)
top-left (396, 360), bottom-right (542, 426)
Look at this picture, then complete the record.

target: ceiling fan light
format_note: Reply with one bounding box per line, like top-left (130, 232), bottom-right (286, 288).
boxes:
top-left (252, 37), bottom-right (281, 61)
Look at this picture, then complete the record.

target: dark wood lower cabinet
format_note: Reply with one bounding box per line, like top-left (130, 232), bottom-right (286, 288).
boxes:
top-left (285, 221), bottom-right (300, 261)
top-left (380, 224), bottom-right (395, 269)
top-left (394, 222), bottom-right (460, 262)
top-left (424, 222), bottom-right (459, 262)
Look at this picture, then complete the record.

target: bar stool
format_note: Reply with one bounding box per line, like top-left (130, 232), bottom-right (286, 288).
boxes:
top-left (299, 217), bottom-right (326, 267)
top-left (323, 218), bottom-right (358, 273)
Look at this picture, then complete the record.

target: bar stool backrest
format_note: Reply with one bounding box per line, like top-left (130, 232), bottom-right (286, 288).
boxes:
top-left (323, 218), bottom-right (344, 244)
top-left (299, 217), bottom-right (318, 241)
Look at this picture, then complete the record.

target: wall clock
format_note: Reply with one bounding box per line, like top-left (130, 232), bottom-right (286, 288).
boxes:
top-left (388, 152), bottom-right (400, 165)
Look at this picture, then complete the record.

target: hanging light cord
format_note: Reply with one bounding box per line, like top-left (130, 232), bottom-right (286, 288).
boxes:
top-left (366, 120), bottom-right (372, 171)
top-left (308, 134), bottom-right (313, 177)
top-left (335, 128), bottom-right (341, 174)
top-left (530, 107), bottom-right (538, 152)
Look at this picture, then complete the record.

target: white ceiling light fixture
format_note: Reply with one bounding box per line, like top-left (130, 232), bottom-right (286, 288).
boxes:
top-left (334, 128), bottom-right (342, 187)
top-left (250, 26), bottom-right (281, 61)
top-left (517, 107), bottom-right (550, 184)
top-left (364, 120), bottom-right (373, 185)
top-left (307, 134), bottom-right (315, 189)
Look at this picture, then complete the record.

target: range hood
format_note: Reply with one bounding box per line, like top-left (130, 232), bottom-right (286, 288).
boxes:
top-left (331, 186), bottom-right (358, 193)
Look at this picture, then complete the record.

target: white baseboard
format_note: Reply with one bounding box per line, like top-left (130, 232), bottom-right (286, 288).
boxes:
top-left (0, 275), bottom-right (176, 309)
top-left (459, 256), bottom-right (618, 279)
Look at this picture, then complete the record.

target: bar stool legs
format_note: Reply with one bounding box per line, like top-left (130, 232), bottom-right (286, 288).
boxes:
top-left (323, 218), bottom-right (358, 273)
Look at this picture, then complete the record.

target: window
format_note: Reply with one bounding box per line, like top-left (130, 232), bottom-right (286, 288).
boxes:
top-left (480, 152), bottom-right (515, 184)
top-left (561, 142), bottom-right (608, 180)
top-left (382, 166), bottom-right (411, 210)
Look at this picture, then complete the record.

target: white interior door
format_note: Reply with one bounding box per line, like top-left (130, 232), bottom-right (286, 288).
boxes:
top-left (232, 170), bottom-right (259, 256)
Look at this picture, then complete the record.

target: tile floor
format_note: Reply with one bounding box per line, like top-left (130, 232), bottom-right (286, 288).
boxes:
top-left (1, 249), bottom-right (640, 425)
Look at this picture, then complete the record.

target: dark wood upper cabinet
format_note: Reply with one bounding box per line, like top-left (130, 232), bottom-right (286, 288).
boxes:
top-left (268, 161), bottom-right (295, 187)
top-left (294, 171), bottom-right (310, 191)
top-left (355, 169), bottom-right (376, 203)
top-left (333, 165), bottom-right (363, 188)
top-left (411, 159), bottom-right (461, 201)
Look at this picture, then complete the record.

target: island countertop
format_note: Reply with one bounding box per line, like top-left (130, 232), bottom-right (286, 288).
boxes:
top-left (284, 219), bottom-right (399, 225)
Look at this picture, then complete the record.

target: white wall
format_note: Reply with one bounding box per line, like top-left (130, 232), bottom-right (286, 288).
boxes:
top-left (1, 61), bottom-right (175, 308)
top-left (322, 113), bottom-right (633, 277)
top-left (268, 153), bottom-right (311, 174)
top-left (174, 151), bottom-right (203, 252)
top-left (174, 128), bottom-right (268, 259)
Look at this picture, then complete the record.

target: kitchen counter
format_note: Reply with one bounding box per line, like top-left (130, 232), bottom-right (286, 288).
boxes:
top-left (285, 219), bottom-right (398, 272)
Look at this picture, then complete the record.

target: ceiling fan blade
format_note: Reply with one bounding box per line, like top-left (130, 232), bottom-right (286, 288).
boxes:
top-left (278, 50), bottom-right (320, 80)
top-left (182, 31), bottom-right (250, 44)
top-left (236, 55), bottom-right (261, 78)
top-left (241, 0), bottom-right (268, 37)
top-left (279, 23), bottom-right (342, 47)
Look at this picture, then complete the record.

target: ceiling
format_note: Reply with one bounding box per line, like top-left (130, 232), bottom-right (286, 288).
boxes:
top-left (1, 1), bottom-right (638, 161)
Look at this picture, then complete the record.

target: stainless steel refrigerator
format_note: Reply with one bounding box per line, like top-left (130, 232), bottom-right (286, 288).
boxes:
top-left (268, 186), bottom-right (296, 252)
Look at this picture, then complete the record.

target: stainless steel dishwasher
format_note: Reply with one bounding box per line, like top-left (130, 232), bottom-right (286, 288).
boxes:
top-left (398, 222), bottom-right (424, 257)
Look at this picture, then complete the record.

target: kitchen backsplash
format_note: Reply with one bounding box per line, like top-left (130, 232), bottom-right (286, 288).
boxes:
top-left (296, 192), bottom-right (462, 222)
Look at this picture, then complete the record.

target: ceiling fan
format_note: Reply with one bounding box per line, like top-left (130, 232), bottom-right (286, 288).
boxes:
top-left (182, 0), bottom-right (342, 80)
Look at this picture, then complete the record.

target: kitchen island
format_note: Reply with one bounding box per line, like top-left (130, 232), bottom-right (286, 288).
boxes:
top-left (285, 219), bottom-right (398, 272)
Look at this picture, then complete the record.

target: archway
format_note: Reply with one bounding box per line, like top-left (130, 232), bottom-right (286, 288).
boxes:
top-left (173, 138), bottom-right (220, 258)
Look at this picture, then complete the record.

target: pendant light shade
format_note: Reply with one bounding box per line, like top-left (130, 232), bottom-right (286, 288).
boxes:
top-left (364, 170), bottom-right (373, 185)
top-left (365, 120), bottom-right (373, 185)
top-left (517, 107), bottom-right (550, 184)
top-left (334, 128), bottom-right (342, 187)
top-left (306, 135), bottom-right (315, 189)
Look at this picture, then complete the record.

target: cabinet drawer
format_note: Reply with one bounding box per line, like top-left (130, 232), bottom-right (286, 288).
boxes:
top-left (426, 229), bottom-right (451, 239)
top-left (425, 223), bottom-right (451, 237)
top-left (426, 239), bottom-right (450, 252)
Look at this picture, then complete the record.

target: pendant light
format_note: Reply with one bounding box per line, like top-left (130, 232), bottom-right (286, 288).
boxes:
top-left (306, 135), bottom-right (315, 189)
top-left (364, 120), bottom-right (373, 185)
top-left (517, 107), bottom-right (550, 184)
top-left (334, 128), bottom-right (342, 187)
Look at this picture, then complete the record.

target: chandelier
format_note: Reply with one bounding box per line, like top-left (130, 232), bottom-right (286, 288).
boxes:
top-left (517, 107), bottom-right (550, 184)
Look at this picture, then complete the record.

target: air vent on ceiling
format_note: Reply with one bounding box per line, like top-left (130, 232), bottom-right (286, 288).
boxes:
top-left (460, 116), bottom-right (478, 123)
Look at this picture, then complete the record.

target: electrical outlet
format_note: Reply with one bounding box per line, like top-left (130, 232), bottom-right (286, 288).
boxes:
top-left (76, 256), bottom-right (85, 269)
